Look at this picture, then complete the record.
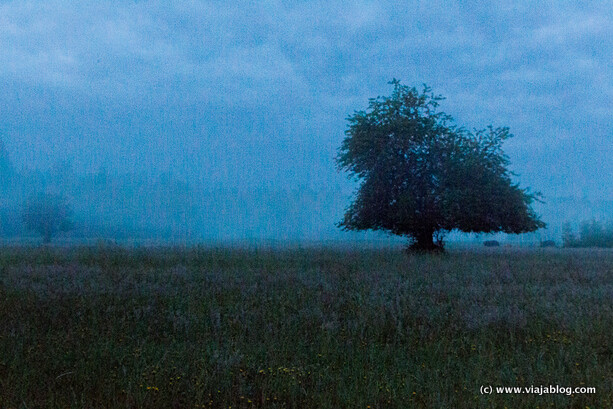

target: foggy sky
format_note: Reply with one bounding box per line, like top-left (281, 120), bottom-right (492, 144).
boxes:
top-left (1, 1), bottom-right (612, 243)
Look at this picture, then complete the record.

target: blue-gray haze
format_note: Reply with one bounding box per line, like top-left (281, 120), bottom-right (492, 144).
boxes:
top-left (1, 1), bottom-right (612, 245)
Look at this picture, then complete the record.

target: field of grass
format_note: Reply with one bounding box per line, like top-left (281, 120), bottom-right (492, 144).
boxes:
top-left (0, 245), bottom-right (612, 408)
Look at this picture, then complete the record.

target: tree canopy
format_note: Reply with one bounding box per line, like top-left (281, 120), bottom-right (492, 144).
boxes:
top-left (336, 80), bottom-right (545, 251)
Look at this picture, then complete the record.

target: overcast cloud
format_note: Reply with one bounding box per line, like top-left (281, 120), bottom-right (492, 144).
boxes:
top-left (1, 1), bottom-right (612, 241)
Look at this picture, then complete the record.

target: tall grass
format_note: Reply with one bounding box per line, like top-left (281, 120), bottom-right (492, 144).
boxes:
top-left (1, 246), bottom-right (612, 408)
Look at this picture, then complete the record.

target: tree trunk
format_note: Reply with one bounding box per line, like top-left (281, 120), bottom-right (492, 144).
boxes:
top-left (409, 229), bottom-right (444, 253)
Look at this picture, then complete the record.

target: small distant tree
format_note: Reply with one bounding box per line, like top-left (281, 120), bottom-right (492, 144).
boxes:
top-left (579, 219), bottom-right (613, 248)
top-left (564, 219), bottom-right (613, 248)
top-left (22, 193), bottom-right (74, 244)
top-left (336, 80), bottom-right (545, 252)
top-left (561, 222), bottom-right (577, 247)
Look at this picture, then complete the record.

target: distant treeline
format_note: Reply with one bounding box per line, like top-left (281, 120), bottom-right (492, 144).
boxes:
top-left (562, 220), bottom-right (613, 248)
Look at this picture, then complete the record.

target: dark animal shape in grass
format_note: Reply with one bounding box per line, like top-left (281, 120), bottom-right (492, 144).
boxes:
top-left (483, 240), bottom-right (500, 247)
top-left (540, 240), bottom-right (556, 248)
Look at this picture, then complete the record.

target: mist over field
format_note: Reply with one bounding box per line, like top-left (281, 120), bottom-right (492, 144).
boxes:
top-left (1, 133), bottom-right (611, 246)
top-left (1, 151), bottom-right (611, 245)
top-left (1, 1), bottom-right (611, 244)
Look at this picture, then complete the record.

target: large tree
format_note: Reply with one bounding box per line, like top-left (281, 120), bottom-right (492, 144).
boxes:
top-left (336, 80), bottom-right (545, 251)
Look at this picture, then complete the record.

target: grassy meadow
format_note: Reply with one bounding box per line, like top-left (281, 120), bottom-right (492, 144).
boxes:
top-left (0, 245), bottom-right (612, 408)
